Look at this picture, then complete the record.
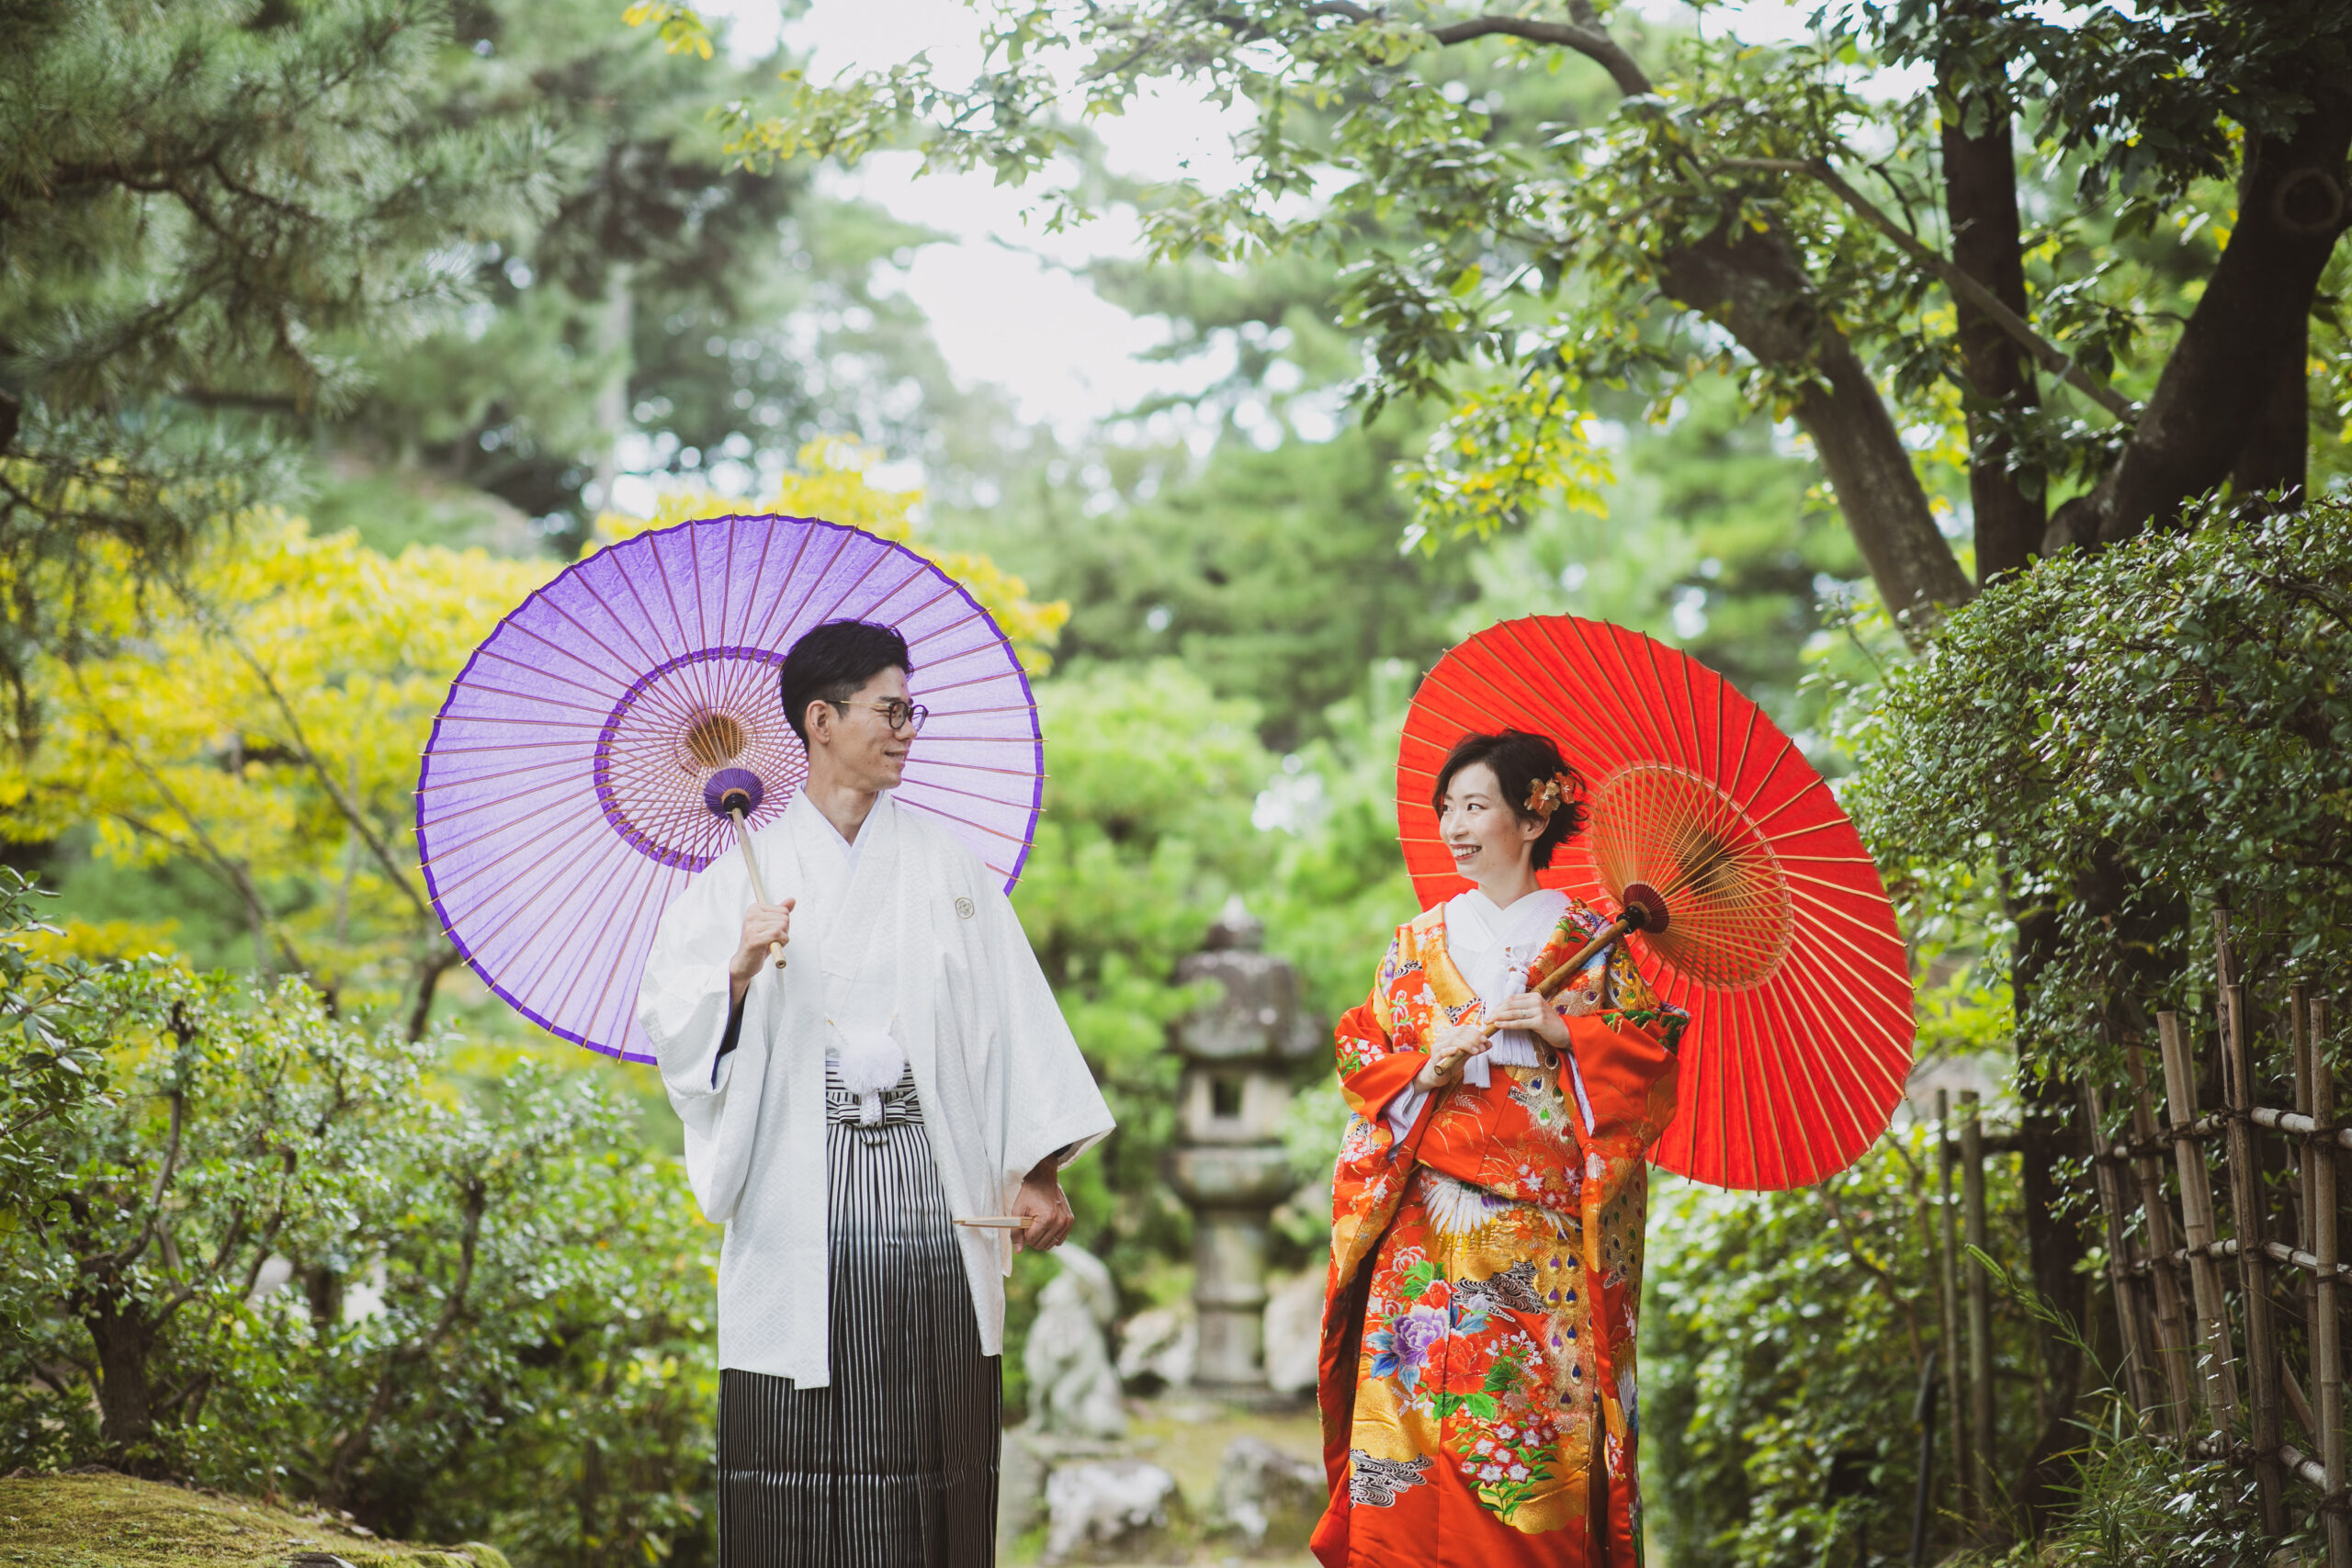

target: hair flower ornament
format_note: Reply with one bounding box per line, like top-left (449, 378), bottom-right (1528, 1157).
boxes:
top-left (1523, 771), bottom-right (1577, 820)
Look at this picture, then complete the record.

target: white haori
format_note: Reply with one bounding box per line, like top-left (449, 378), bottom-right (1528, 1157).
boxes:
top-left (1386, 886), bottom-right (1591, 1140)
top-left (637, 790), bottom-right (1114, 1386)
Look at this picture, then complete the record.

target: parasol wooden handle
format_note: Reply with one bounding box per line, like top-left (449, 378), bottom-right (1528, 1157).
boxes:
top-left (728, 807), bottom-right (787, 970)
top-left (1484, 882), bottom-right (1670, 1034)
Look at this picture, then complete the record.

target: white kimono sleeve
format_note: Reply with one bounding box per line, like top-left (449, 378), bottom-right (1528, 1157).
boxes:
top-left (978, 877), bottom-right (1114, 1191)
top-left (637, 856), bottom-right (794, 1224)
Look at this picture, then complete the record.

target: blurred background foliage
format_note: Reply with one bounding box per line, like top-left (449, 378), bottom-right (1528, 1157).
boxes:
top-left (6, 0), bottom-right (2351, 1562)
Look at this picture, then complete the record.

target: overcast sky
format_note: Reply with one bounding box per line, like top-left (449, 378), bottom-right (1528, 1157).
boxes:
top-left (685, 2), bottom-right (1833, 453)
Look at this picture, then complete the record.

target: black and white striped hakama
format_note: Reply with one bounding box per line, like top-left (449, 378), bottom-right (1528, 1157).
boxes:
top-left (717, 1066), bottom-right (1001, 1568)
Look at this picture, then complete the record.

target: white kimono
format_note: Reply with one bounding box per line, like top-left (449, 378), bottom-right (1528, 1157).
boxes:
top-left (636, 790), bottom-right (1114, 1386)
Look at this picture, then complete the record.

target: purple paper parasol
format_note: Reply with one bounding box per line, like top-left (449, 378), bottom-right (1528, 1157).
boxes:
top-left (414, 513), bottom-right (1044, 1064)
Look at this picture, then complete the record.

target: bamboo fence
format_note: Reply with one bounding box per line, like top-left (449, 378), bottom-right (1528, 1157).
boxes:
top-left (2059, 908), bottom-right (2348, 1558)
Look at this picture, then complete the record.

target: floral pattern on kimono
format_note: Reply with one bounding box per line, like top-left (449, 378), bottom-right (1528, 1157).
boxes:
top-left (1311, 898), bottom-right (1682, 1568)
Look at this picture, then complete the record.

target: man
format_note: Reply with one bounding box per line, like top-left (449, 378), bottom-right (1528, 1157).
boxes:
top-left (638, 618), bottom-right (1114, 1568)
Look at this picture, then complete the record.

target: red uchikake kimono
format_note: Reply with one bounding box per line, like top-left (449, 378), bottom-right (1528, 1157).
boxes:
top-left (1311, 899), bottom-right (1684, 1568)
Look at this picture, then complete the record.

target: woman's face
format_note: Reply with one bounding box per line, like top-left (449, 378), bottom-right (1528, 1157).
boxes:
top-left (1439, 761), bottom-right (1542, 886)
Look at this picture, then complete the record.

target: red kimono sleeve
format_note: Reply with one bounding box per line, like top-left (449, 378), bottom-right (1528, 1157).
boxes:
top-left (1332, 936), bottom-right (1428, 1131)
top-left (1561, 1008), bottom-right (1679, 1151)
top-left (1345, 931), bottom-right (1430, 1142)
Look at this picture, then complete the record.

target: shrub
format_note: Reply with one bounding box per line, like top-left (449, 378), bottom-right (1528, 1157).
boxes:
top-left (1850, 496), bottom-right (2352, 1061)
top-left (0, 874), bottom-right (719, 1564)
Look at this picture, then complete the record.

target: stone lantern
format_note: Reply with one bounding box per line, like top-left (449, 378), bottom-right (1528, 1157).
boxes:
top-left (1165, 897), bottom-right (1321, 1392)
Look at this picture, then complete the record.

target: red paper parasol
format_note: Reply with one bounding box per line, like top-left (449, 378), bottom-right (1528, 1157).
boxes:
top-left (1398, 615), bottom-right (1915, 1190)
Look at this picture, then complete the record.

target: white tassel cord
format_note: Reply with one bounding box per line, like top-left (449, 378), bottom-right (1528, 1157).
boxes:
top-left (831, 1018), bottom-right (906, 1128)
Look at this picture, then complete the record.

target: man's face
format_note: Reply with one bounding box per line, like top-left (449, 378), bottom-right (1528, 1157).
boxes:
top-left (810, 665), bottom-right (913, 793)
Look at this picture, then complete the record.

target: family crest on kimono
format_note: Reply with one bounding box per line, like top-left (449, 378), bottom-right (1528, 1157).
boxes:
top-left (638, 619), bottom-right (1114, 1568)
top-left (1312, 729), bottom-right (1686, 1568)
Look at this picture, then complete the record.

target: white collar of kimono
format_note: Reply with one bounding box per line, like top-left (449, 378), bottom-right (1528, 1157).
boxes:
top-left (803, 794), bottom-right (866, 876)
top-left (785, 791), bottom-right (904, 1110)
top-left (1442, 885), bottom-right (1568, 1086)
top-left (1445, 886), bottom-right (1569, 999)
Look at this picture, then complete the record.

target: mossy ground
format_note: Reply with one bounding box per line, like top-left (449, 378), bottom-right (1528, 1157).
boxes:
top-left (0, 1472), bottom-right (509, 1568)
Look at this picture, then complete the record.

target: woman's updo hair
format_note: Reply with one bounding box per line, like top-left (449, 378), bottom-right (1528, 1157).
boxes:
top-left (1431, 729), bottom-right (1588, 871)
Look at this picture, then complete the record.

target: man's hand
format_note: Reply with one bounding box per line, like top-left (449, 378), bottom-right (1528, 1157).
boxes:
top-left (728, 899), bottom-right (795, 1004)
top-left (1482, 989), bottom-right (1572, 1050)
top-left (1011, 1159), bottom-right (1074, 1254)
top-left (1413, 1021), bottom-right (1492, 1091)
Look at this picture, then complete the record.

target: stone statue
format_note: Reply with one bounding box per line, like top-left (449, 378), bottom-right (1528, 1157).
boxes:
top-left (1024, 1244), bottom-right (1126, 1440)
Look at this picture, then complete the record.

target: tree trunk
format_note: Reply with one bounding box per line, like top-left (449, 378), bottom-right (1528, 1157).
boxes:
top-left (1940, 47), bottom-right (2086, 1534)
top-left (85, 1292), bottom-right (164, 1473)
top-left (1997, 883), bottom-right (2086, 1533)
top-left (2010, 1060), bottom-right (2087, 1526)
top-left (1486, 11), bottom-right (1977, 624)
top-left (2064, 95), bottom-right (2352, 548)
top-left (2004, 842), bottom-right (2190, 1530)
top-left (2228, 313), bottom-right (2311, 504)
top-left (1937, 68), bottom-right (2043, 585)
top-left (591, 262), bottom-right (633, 513)
top-left (405, 942), bottom-right (460, 1042)
top-left (1655, 218), bottom-right (1976, 627)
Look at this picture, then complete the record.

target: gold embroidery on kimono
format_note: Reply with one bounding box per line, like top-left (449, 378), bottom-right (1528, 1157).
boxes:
top-left (1311, 899), bottom-right (1683, 1567)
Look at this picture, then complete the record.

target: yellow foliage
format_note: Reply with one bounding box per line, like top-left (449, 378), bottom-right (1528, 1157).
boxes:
top-left (1397, 370), bottom-right (1613, 552)
top-left (16, 917), bottom-right (182, 964)
top-left (0, 514), bottom-right (552, 1009)
top-left (620, 0), bottom-right (713, 58)
top-left (1, 443), bottom-right (1061, 1024)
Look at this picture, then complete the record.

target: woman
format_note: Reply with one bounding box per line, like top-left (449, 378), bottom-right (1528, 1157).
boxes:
top-left (1310, 730), bottom-right (1684, 1568)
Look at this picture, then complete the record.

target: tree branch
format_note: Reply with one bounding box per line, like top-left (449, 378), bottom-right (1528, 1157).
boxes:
top-left (1309, 3), bottom-right (1654, 98)
top-left (1652, 219), bottom-right (1975, 621)
top-left (71, 667), bottom-right (311, 976)
top-left (2069, 96), bottom-right (2352, 547)
top-left (405, 943), bottom-right (463, 1043)
top-left (1426, 16), bottom-right (1651, 97)
top-left (1, 1100), bottom-right (77, 1143)
top-left (183, 598), bottom-right (433, 922)
top-left (326, 1176), bottom-right (486, 1502)
top-left (110, 1087), bottom-right (185, 1271)
top-left (1821, 1176), bottom-right (1925, 1369)
top-left (1716, 157), bottom-right (2138, 423)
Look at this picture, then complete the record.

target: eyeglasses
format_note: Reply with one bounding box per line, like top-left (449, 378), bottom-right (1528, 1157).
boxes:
top-left (840, 698), bottom-right (928, 734)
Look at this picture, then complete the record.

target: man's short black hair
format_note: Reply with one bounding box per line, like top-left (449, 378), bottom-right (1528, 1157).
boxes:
top-left (778, 620), bottom-right (912, 744)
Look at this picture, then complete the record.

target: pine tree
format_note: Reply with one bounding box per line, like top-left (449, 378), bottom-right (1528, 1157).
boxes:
top-left (0, 0), bottom-right (548, 727)
top-left (322, 0), bottom-right (974, 553)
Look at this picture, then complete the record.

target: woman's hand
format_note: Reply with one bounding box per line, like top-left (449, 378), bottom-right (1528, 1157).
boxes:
top-left (1413, 1022), bottom-right (1492, 1091)
top-left (1482, 989), bottom-right (1571, 1049)
top-left (727, 899), bottom-right (795, 1003)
